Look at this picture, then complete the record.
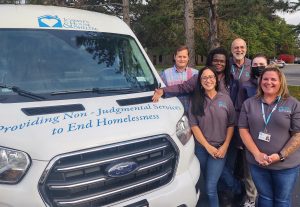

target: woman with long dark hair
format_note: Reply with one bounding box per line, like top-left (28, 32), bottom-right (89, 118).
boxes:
top-left (189, 66), bottom-right (235, 207)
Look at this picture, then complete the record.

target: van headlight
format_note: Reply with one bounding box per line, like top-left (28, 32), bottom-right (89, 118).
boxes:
top-left (176, 115), bottom-right (192, 145)
top-left (0, 147), bottom-right (31, 184)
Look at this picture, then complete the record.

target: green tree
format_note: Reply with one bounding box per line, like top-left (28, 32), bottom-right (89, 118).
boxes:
top-left (193, 0), bottom-right (298, 56)
top-left (184, 0), bottom-right (196, 66)
top-left (23, 0), bottom-right (300, 59)
top-left (228, 15), bottom-right (298, 57)
top-left (131, 0), bottom-right (185, 55)
top-left (207, 0), bottom-right (220, 50)
top-left (218, 0), bottom-right (289, 19)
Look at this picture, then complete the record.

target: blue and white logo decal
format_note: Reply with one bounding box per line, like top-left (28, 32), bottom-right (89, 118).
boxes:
top-left (38, 15), bottom-right (97, 31)
top-left (38, 15), bottom-right (62, 28)
top-left (218, 101), bottom-right (228, 109)
top-left (106, 161), bottom-right (138, 177)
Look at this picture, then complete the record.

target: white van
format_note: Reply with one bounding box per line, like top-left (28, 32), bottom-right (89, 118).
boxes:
top-left (0, 5), bottom-right (200, 207)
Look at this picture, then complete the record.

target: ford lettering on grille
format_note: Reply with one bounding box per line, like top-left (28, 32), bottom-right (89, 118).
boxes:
top-left (106, 161), bottom-right (138, 177)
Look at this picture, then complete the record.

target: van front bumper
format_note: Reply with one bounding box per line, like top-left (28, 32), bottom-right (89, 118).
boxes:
top-left (0, 138), bottom-right (200, 207)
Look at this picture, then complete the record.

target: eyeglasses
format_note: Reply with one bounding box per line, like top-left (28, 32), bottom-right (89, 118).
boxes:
top-left (201, 75), bottom-right (216, 81)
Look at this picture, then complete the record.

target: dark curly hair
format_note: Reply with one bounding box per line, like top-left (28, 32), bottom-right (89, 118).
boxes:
top-left (206, 47), bottom-right (231, 90)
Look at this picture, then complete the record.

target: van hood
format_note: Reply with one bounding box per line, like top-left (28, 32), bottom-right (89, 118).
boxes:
top-left (0, 93), bottom-right (183, 160)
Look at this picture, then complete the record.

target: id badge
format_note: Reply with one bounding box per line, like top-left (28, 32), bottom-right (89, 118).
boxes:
top-left (258, 132), bottom-right (271, 142)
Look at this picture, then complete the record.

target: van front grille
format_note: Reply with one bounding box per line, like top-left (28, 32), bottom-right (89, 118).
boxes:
top-left (38, 135), bottom-right (178, 207)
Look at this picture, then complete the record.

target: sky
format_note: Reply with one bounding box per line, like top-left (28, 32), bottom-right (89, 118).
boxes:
top-left (276, 11), bottom-right (300, 25)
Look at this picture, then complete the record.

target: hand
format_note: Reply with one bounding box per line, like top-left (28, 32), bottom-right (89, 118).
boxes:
top-left (152, 88), bottom-right (164, 102)
top-left (254, 152), bottom-right (271, 166)
top-left (266, 153), bottom-right (281, 164)
top-left (206, 145), bottom-right (219, 159)
top-left (215, 144), bottom-right (227, 159)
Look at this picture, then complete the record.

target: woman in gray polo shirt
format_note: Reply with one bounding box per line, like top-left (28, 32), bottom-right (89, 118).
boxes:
top-left (239, 65), bottom-right (300, 207)
top-left (188, 67), bottom-right (235, 207)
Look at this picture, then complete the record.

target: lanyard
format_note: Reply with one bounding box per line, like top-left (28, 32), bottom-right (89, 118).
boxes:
top-left (231, 65), bottom-right (245, 80)
top-left (261, 96), bottom-right (281, 127)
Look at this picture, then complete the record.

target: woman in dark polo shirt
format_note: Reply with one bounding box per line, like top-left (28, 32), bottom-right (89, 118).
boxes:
top-left (239, 65), bottom-right (300, 207)
top-left (188, 67), bottom-right (235, 207)
top-left (152, 66), bottom-right (235, 207)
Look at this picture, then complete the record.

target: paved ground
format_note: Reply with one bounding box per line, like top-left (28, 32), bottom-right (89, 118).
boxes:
top-left (282, 64), bottom-right (300, 86)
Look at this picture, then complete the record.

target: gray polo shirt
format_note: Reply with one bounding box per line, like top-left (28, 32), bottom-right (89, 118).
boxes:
top-left (229, 58), bottom-right (251, 123)
top-left (218, 76), bottom-right (230, 95)
top-left (188, 92), bottom-right (235, 147)
top-left (239, 96), bottom-right (300, 170)
top-left (229, 57), bottom-right (252, 83)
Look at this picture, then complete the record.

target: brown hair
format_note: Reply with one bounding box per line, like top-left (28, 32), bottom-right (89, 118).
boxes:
top-left (174, 45), bottom-right (189, 56)
top-left (257, 64), bottom-right (289, 99)
top-left (252, 54), bottom-right (269, 64)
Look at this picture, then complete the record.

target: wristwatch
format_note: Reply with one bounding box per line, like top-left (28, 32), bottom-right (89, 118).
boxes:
top-left (278, 152), bottom-right (285, 162)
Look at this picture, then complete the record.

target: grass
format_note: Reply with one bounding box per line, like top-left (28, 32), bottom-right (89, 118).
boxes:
top-left (288, 86), bottom-right (300, 100)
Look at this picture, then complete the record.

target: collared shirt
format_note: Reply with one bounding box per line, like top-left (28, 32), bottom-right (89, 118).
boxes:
top-left (189, 92), bottom-right (235, 146)
top-left (160, 66), bottom-right (198, 113)
top-left (229, 57), bottom-right (251, 116)
top-left (229, 57), bottom-right (252, 83)
top-left (218, 76), bottom-right (230, 95)
top-left (239, 96), bottom-right (300, 170)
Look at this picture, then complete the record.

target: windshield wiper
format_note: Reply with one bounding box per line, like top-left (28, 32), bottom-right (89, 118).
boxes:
top-left (92, 87), bottom-right (145, 94)
top-left (0, 84), bottom-right (46, 101)
top-left (51, 88), bottom-right (144, 95)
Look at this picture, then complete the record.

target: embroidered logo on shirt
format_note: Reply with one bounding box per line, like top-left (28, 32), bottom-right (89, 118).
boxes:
top-left (218, 101), bottom-right (228, 109)
top-left (278, 106), bottom-right (291, 113)
top-left (245, 71), bottom-right (250, 77)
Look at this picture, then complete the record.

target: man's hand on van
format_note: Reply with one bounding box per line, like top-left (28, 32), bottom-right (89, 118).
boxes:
top-left (152, 88), bottom-right (164, 102)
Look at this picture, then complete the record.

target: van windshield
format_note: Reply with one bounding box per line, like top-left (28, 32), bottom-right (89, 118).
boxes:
top-left (0, 29), bottom-right (157, 102)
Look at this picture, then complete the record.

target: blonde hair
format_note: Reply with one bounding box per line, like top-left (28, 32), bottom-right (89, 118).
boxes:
top-left (257, 64), bottom-right (289, 99)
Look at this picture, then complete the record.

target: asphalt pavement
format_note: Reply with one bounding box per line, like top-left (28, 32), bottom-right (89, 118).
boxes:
top-left (282, 64), bottom-right (300, 86)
